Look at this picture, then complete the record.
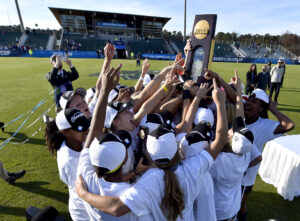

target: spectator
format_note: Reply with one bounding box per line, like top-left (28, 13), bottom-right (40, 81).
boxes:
top-left (47, 55), bottom-right (79, 112)
top-left (136, 52), bottom-right (141, 66)
top-left (269, 59), bottom-right (284, 104)
top-left (281, 61), bottom-right (286, 87)
top-left (245, 64), bottom-right (257, 95)
top-left (256, 66), bottom-right (269, 91)
top-left (266, 61), bottom-right (272, 89)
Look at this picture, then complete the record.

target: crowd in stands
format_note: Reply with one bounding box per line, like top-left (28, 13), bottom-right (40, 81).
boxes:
top-left (38, 40), bottom-right (295, 221)
top-left (65, 39), bottom-right (82, 51)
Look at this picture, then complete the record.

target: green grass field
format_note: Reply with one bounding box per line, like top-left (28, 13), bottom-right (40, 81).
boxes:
top-left (0, 57), bottom-right (299, 221)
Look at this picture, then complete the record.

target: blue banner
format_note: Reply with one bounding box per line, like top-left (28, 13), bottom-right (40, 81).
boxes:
top-left (19, 50), bottom-right (102, 58)
top-left (96, 22), bottom-right (127, 28)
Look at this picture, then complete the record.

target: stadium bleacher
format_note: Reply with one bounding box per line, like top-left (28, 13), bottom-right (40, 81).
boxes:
top-left (128, 39), bottom-right (169, 54)
top-left (63, 34), bottom-right (106, 51)
top-left (0, 32), bottom-right (22, 48)
top-left (25, 33), bottom-right (50, 49)
top-left (214, 43), bottom-right (236, 57)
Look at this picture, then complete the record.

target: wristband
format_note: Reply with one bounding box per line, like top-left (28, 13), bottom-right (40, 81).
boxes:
top-left (139, 77), bottom-right (144, 81)
top-left (182, 90), bottom-right (191, 100)
top-left (162, 85), bottom-right (168, 93)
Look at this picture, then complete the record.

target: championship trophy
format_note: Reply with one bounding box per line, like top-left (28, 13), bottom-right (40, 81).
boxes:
top-left (184, 14), bottom-right (217, 82)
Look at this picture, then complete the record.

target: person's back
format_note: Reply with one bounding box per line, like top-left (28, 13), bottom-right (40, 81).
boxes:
top-left (210, 152), bottom-right (250, 220)
top-left (120, 150), bottom-right (214, 220)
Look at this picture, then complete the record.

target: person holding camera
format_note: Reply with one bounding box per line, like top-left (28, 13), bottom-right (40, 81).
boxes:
top-left (47, 55), bottom-right (79, 112)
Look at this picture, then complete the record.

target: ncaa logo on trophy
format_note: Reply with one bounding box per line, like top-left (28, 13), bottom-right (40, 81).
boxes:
top-left (184, 15), bottom-right (217, 83)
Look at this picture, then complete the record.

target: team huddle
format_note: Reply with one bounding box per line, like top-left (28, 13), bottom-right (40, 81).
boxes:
top-left (45, 43), bottom-right (294, 221)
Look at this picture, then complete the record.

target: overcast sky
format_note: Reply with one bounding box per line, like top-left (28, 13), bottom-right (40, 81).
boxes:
top-left (1, 0), bottom-right (300, 35)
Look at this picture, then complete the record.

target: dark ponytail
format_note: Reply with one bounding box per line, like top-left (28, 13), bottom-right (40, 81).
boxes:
top-left (161, 169), bottom-right (185, 220)
top-left (44, 121), bottom-right (65, 156)
top-left (157, 151), bottom-right (185, 220)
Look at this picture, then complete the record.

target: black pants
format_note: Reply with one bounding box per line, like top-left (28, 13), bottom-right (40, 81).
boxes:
top-left (281, 75), bottom-right (285, 87)
top-left (269, 82), bottom-right (281, 102)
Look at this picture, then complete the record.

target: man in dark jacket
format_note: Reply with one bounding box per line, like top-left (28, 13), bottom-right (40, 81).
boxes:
top-left (47, 55), bottom-right (79, 112)
top-left (256, 65), bottom-right (270, 91)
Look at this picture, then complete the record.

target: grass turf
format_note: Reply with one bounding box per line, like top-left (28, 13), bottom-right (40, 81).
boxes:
top-left (0, 57), bottom-right (299, 221)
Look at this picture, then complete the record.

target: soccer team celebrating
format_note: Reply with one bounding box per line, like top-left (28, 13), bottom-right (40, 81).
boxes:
top-left (44, 42), bottom-right (294, 221)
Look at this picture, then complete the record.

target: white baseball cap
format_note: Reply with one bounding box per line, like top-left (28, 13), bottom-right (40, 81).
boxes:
top-left (146, 124), bottom-right (177, 162)
top-left (251, 89), bottom-right (269, 104)
top-left (232, 127), bottom-right (254, 154)
top-left (179, 122), bottom-right (211, 158)
top-left (194, 107), bottom-right (214, 127)
top-left (104, 100), bottom-right (133, 128)
top-left (89, 131), bottom-right (132, 173)
top-left (140, 110), bottom-right (173, 133)
top-left (85, 87), bottom-right (96, 103)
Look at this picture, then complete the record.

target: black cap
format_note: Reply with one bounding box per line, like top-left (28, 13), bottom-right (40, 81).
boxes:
top-left (64, 109), bottom-right (90, 132)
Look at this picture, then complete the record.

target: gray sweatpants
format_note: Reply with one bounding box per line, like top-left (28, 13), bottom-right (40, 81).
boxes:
top-left (0, 160), bottom-right (9, 180)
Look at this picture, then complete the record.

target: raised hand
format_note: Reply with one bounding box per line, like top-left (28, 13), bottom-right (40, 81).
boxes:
top-left (212, 78), bottom-right (226, 105)
top-left (101, 64), bottom-right (121, 92)
top-left (116, 88), bottom-right (131, 102)
top-left (196, 83), bottom-right (210, 98)
top-left (142, 59), bottom-right (150, 76)
top-left (184, 39), bottom-right (192, 56)
top-left (164, 72), bottom-right (178, 88)
top-left (231, 70), bottom-right (242, 93)
top-left (64, 57), bottom-right (73, 67)
top-left (104, 43), bottom-right (115, 61)
top-left (204, 69), bottom-right (219, 81)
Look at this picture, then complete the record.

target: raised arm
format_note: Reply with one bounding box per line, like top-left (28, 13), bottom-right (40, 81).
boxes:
top-left (205, 79), bottom-right (228, 160)
top-left (133, 59), bottom-right (184, 113)
top-left (269, 101), bottom-right (295, 134)
top-left (94, 43), bottom-right (115, 98)
top-left (84, 65), bottom-right (121, 149)
top-left (133, 72), bottom-right (177, 126)
top-left (231, 70), bottom-right (244, 118)
top-left (179, 83), bottom-right (209, 133)
top-left (204, 69), bottom-right (237, 104)
top-left (135, 59), bottom-right (150, 92)
top-left (64, 58), bottom-right (79, 81)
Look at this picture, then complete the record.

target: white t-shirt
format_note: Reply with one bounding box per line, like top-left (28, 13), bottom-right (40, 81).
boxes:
top-left (176, 132), bottom-right (216, 221)
top-left (120, 150), bottom-right (214, 220)
top-left (242, 117), bottom-right (281, 186)
top-left (209, 151), bottom-right (251, 220)
top-left (57, 141), bottom-right (89, 221)
top-left (77, 148), bottom-right (140, 221)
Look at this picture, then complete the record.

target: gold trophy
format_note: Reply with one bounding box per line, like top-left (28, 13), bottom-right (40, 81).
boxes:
top-left (184, 14), bottom-right (217, 82)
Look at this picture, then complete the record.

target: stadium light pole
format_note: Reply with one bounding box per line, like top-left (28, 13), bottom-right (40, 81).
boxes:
top-left (15, 0), bottom-right (25, 34)
top-left (183, 0), bottom-right (187, 42)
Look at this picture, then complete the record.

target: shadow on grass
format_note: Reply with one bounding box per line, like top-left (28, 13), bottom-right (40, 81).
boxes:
top-left (0, 132), bottom-right (45, 146)
top-left (0, 205), bottom-right (25, 217)
top-left (13, 181), bottom-right (68, 204)
top-left (0, 205), bottom-right (71, 220)
top-left (281, 88), bottom-right (300, 93)
top-left (278, 103), bottom-right (300, 108)
top-left (277, 107), bottom-right (300, 113)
